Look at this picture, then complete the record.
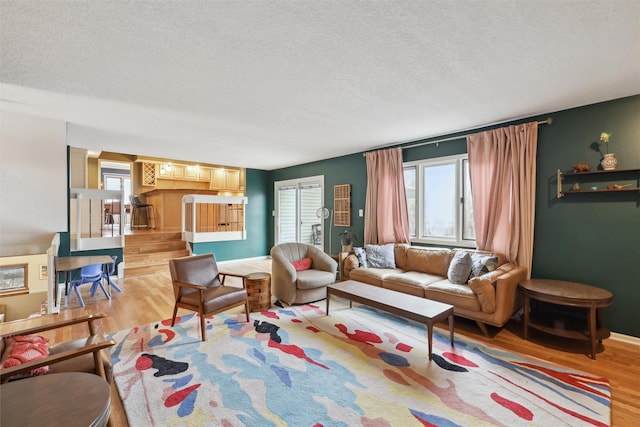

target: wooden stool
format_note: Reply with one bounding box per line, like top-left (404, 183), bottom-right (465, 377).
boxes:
top-left (245, 272), bottom-right (271, 312)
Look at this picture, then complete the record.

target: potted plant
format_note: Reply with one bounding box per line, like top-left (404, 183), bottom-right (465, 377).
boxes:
top-left (338, 229), bottom-right (357, 253)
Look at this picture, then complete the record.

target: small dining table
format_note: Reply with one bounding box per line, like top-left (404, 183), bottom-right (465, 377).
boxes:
top-left (54, 255), bottom-right (115, 309)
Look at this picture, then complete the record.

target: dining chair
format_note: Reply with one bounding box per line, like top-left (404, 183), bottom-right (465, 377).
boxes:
top-left (67, 264), bottom-right (110, 307)
top-left (99, 255), bottom-right (122, 294)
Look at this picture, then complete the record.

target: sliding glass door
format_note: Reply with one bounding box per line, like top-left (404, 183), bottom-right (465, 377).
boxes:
top-left (274, 176), bottom-right (324, 248)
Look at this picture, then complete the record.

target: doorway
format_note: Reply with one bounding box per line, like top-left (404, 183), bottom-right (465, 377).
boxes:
top-left (100, 161), bottom-right (132, 231)
top-left (274, 176), bottom-right (324, 249)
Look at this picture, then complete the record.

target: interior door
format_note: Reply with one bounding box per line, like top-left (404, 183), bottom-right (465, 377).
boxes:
top-left (275, 176), bottom-right (324, 247)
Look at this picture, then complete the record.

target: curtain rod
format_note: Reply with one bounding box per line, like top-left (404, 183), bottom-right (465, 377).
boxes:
top-left (363, 117), bottom-right (553, 155)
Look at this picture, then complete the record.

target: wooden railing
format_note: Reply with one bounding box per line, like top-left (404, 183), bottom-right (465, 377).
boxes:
top-left (181, 195), bottom-right (248, 243)
top-left (69, 189), bottom-right (125, 251)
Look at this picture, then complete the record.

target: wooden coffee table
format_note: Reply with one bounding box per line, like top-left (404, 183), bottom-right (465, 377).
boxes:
top-left (326, 280), bottom-right (454, 360)
top-left (0, 372), bottom-right (111, 426)
top-left (520, 279), bottom-right (613, 359)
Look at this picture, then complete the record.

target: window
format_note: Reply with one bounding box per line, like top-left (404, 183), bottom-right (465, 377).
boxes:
top-left (0, 264), bottom-right (28, 296)
top-left (404, 154), bottom-right (475, 247)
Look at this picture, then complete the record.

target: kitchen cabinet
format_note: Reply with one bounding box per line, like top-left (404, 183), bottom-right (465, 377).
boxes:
top-left (210, 168), bottom-right (241, 192)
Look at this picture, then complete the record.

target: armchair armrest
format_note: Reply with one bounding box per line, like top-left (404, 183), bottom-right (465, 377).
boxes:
top-left (0, 313), bottom-right (107, 338)
top-left (219, 272), bottom-right (247, 289)
top-left (0, 337), bottom-right (116, 384)
top-left (172, 280), bottom-right (207, 291)
top-left (306, 246), bottom-right (337, 273)
top-left (493, 264), bottom-right (527, 323)
top-left (340, 253), bottom-right (359, 279)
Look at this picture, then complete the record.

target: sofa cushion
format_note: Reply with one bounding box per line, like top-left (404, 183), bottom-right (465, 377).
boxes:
top-left (353, 247), bottom-right (368, 268)
top-left (468, 276), bottom-right (496, 313)
top-left (393, 244), bottom-right (410, 270)
top-left (382, 271), bottom-right (443, 297)
top-left (365, 244), bottom-right (396, 268)
top-left (406, 247), bottom-right (452, 276)
top-left (469, 254), bottom-right (499, 280)
top-left (349, 267), bottom-right (402, 288)
top-left (296, 269), bottom-right (336, 290)
top-left (424, 280), bottom-right (481, 311)
top-left (447, 251), bottom-right (472, 284)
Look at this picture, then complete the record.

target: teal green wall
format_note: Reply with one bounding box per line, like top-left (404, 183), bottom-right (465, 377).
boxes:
top-left (269, 153), bottom-right (368, 254)
top-left (532, 96), bottom-right (639, 337)
top-left (192, 168), bottom-right (270, 260)
top-left (269, 95), bottom-right (640, 337)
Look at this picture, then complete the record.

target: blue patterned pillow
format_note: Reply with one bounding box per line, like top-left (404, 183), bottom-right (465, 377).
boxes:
top-left (468, 254), bottom-right (499, 280)
top-left (353, 247), bottom-right (368, 268)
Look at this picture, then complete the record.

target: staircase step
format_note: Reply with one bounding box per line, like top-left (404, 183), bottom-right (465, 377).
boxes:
top-left (123, 231), bottom-right (189, 277)
top-left (125, 232), bottom-right (182, 245)
top-left (124, 240), bottom-right (187, 255)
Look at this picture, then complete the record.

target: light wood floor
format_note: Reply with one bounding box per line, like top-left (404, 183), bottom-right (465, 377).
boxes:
top-left (2, 258), bottom-right (638, 426)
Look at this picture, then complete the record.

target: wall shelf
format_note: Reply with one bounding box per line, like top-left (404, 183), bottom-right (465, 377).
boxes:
top-left (557, 168), bottom-right (640, 198)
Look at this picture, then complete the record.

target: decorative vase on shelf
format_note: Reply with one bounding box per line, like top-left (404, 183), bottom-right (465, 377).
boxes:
top-left (601, 153), bottom-right (617, 170)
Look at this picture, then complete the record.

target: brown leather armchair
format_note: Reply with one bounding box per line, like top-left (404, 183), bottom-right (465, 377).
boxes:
top-left (0, 313), bottom-right (115, 384)
top-left (169, 254), bottom-right (250, 341)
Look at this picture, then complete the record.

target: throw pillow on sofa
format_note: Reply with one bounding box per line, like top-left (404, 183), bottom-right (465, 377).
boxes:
top-left (468, 254), bottom-right (498, 280)
top-left (365, 244), bottom-right (396, 268)
top-left (353, 247), bottom-right (368, 268)
top-left (447, 251), bottom-right (472, 284)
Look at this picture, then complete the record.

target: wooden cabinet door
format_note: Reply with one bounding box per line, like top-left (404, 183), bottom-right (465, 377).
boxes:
top-left (210, 169), bottom-right (227, 190)
top-left (226, 170), bottom-right (240, 191)
top-left (171, 164), bottom-right (186, 179)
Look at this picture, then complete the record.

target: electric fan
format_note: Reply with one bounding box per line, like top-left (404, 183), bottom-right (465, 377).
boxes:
top-left (316, 207), bottom-right (333, 252)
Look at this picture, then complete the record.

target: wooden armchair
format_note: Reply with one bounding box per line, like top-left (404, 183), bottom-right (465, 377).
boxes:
top-left (0, 313), bottom-right (115, 384)
top-left (169, 254), bottom-right (250, 341)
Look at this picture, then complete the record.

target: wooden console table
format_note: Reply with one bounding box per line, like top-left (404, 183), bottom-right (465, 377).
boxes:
top-left (520, 279), bottom-right (613, 359)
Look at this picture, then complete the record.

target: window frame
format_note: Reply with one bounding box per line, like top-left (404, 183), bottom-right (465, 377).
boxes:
top-left (404, 153), bottom-right (476, 248)
top-left (0, 263), bottom-right (29, 297)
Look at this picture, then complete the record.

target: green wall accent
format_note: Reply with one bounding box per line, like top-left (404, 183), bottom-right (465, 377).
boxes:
top-left (269, 95), bottom-right (640, 337)
top-left (531, 95), bottom-right (640, 337)
top-left (269, 153), bottom-right (368, 254)
top-left (192, 168), bottom-right (270, 261)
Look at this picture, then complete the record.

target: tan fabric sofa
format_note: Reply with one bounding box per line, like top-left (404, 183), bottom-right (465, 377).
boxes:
top-left (340, 244), bottom-right (527, 336)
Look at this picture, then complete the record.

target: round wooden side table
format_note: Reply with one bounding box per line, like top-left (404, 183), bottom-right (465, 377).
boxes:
top-left (245, 272), bottom-right (271, 312)
top-left (520, 279), bottom-right (613, 359)
top-left (0, 372), bottom-right (111, 426)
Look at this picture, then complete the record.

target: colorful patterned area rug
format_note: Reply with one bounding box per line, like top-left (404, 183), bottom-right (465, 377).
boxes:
top-left (109, 303), bottom-right (610, 426)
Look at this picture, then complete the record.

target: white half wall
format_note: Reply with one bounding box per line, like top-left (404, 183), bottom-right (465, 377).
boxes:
top-left (0, 111), bottom-right (67, 256)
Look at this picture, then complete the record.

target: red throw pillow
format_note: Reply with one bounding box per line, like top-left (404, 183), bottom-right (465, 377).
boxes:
top-left (0, 335), bottom-right (50, 377)
top-left (291, 257), bottom-right (313, 271)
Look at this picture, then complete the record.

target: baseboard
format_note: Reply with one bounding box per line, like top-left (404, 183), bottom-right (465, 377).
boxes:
top-left (218, 255), bottom-right (271, 265)
top-left (610, 332), bottom-right (640, 346)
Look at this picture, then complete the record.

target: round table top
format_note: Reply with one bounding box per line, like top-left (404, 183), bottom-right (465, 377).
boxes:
top-left (0, 372), bottom-right (111, 427)
top-left (520, 279), bottom-right (613, 303)
top-left (246, 272), bottom-right (270, 280)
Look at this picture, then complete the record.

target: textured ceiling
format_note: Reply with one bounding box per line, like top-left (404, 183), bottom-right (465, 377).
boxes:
top-left (1, 1), bottom-right (639, 170)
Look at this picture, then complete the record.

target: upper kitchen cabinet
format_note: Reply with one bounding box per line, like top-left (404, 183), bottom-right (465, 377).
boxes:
top-left (209, 168), bottom-right (243, 192)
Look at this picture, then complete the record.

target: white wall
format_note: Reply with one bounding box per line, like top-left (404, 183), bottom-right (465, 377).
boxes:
top-left (0, 111), bottom-right (67, 256)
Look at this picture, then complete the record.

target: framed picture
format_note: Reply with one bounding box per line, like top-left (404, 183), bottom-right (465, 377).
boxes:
top-left (0, 264), bottom-right (28, 295)
top-left (39, 264), bottom-right (48, 280)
